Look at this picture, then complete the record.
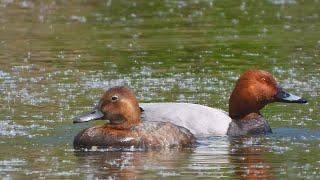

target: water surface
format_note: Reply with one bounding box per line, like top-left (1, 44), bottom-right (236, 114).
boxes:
top-left (0, 0), bottom-right (319, 179)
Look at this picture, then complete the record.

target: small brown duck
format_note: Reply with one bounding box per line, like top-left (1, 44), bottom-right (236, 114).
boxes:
top-left (73, 86), bottom-right (196, 150)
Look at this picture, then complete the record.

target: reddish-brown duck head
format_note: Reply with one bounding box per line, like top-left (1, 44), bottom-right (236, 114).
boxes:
top-left (229, 70), bottom-right (307, 120)
top-left (73, 86), bottom-right (141, 129)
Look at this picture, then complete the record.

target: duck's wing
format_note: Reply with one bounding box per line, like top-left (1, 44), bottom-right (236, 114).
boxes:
top-left (140, 103), bottom-right (231, 136)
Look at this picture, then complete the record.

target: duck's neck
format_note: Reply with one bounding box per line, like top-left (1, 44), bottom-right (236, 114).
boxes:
top-left (226, 113), bottom-right (272, 136)
top-left (107, 118), bottom-right (140, 130)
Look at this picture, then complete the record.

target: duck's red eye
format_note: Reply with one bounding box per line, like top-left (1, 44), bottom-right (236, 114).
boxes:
top-left (111, 95), bottom-right (119, 102)
top-left (259, 77), bottom-right (267, 82)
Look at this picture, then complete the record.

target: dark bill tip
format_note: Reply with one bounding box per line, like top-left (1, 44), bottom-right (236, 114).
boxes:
top-left (294, 97), bottom-right (308, 104)
top-left (275, 87), bottom-right (308, 104)
top-left (73, 108), bottom-right (105, 124)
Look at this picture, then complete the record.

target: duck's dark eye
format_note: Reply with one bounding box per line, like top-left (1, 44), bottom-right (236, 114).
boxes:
top-left (111, 95), bottom-right (119, 102)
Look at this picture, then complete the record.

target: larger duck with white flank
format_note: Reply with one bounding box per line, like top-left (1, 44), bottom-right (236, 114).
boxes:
top-left (140, 69), bottom-right (308, 136)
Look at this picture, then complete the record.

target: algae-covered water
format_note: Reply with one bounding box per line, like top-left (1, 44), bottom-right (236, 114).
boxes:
top-left (0, 0), bottom-right (319, 179)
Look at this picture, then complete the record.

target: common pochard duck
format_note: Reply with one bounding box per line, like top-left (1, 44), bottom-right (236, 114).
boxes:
top-left (140, 70), bottom-right (307, 136)
top-left (73, 86), bottom-right (196, 150)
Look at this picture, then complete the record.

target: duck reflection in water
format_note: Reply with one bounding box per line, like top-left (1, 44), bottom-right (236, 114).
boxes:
top-left (73, 149), bottom-right (193, 179)
top-left (229, 137), bottom-right (274, 179)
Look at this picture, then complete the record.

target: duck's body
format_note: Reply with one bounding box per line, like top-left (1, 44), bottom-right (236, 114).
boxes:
top-left (74, 121), bottom-right (195, 149)
top-left (140, 103), bottom-right (231, 136)
top-left (140, 103), bottom-right (272, 137)
top-left (73, 87), bottom-right (196, 150)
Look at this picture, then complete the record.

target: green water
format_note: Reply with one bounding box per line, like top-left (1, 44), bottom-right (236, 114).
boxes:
top-left (0, 0), bottom-right (319, 179)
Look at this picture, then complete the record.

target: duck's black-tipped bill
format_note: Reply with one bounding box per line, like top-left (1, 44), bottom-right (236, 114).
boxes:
top-left (275, 87), bottom-right (308, 104)
top-left (73, 108), bottom-right (104, 124)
